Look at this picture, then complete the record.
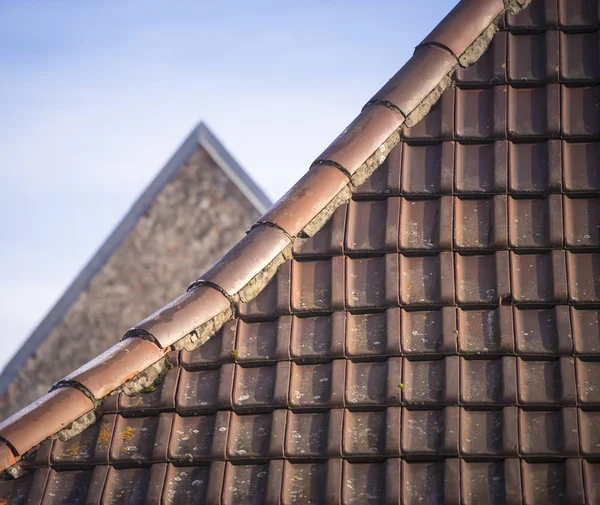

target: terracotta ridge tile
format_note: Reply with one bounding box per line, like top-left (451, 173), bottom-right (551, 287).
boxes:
top-left (257, 163), bottom-right (351, 238)
top-left (0, 387), bottom-right (94, 470)
top-left (314, 103), bottom-right (404, 179)
top-left (197, 222), bottom-right (293, 301)
top-left (51, 337), bottom-right (166, 401)
top-left (130, 283), bottom-right (233, 349)
top-left (0, 0), bottom-right (536, 477)
top-left (420, 0), bottom-right (506, 65)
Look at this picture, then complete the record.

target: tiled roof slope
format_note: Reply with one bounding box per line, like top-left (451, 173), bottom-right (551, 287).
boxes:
top-left (3, 0), bottom-right (600, 502)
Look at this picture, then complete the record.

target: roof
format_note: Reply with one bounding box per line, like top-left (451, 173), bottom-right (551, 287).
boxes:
top-left (3, 0), bottom-right (600, 502)
top-left (0, 122), bottom-right (271, 402)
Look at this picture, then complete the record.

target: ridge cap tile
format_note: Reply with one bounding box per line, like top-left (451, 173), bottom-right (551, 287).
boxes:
top-left (132, 284), bottom-right (231, 349)
top-left (199, 223), bottom-right (291, 299)
top-left (421, 0), bottom-right (505, 60)
top-left (259, 163), bottom-right (350, 238)
top-left (54, 336), bottom-right (166, 401)
top-left (0, 387), bottom-right (94, 457)
top-left (372, 45), bottom-right (457, 119)
top-left (0, 0), bottom-right (536, 479)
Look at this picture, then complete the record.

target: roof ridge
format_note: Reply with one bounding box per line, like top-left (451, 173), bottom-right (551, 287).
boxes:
top-left (0, 0), bottom-right (531, 476)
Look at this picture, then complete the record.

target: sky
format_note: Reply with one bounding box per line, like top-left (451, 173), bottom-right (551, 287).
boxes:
top-left (0, 0), bottom-right (456, 373)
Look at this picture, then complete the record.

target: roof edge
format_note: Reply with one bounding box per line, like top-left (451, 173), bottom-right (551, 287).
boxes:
top-left (0, 0), bottom-right (532, 475)
top-left (0, 122), bottom-right (268, 397)
top-left (196, 122), bottom-right (272, 213)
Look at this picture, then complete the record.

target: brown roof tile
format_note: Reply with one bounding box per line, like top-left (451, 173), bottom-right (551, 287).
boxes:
top-left (401, 142), bottom-right (454, 195)
top-left (167, 411), bottom-right (229, 462)
top-left (522, 459), bottom-right (585, 505)
top-left (455, 86), bottom-right (507, 139)
top-left (400, 252), bottom-right (455, 306)
top-left (561, 30), bottom-right (600, 82)
top-left (457, 306), bottom-right (514, 354)
top-left (289, 360), bottom-right (345, 409)
top-left (0, 387), bottom-right (93, 456)
top-left (290, 257), bottom-right (344, 312)
top-left (372, 46), bottom-right (456, 117)
top-left (573, 309), bottom-right (600, 356)
top-left (403, 357), bottom-right (459, 406)
top-left (401, 306), bottom-right (456, 356)
top-left (344, 459), bottom-right (401, 504)
top-left (352, 145), bottom-right (401, 196)
top-left (460, 407), bottom-right (518, 457)
top-left (290, 312), bottom-right (345, 361)
top-left (56, 337), bottom-right (166, 400)
top-left (179, 319), bottom-right (236, 370)
top-left (345, 358), bottom-right (402, 407)
top-left (400, 196), bottom-right (453, 251)
top-left (460, 357), bottom-right (517, 405)
top-left (508, 140), bottom-right (562, 194)
top-left (508, 194), bottom-right (563, 249)
top-left (454, 31), bottom-right (507, 85)
top-left (238, 260), bottom-right (292, 318)
top-left (402, 85), bottom-right (455, 140)
top-left (131, 285), bottom-right (231, 349)
top-left (234, 317), bottom-right (291, 364)
top-left (514, 305), bottom-right (572, 355)
top-left (420, 0), bottom-right (504, 59)
top-left (281, 460), bottom-right (342, 505)
top-left (508, 84), bottom-right (561, 138)
top-left (292, 202), bottom-right (347, 257)
top-left (285, 409), bottom-right (343, 459)
top-left (260, 163), bottom-right (349, 237)
top-left (517, 357), bottom-right (577, 405)
top-left (176, 364), bottom-right (235, 414)
top-left (199, 223), bottom-right (292, 299)
top-left (558, 0), bottom-right (600, 29)
top-left (402, 459), bottom-right (460, 505)
top-left (508, 31), bottom-right (560, 82)
top-left (455, 195), bottom-right (508, 250)
top-left (461, 460), bottom-right (521, 505)
top-left (346, 255), bottom-right (399, 309)
top-left (562, 85), bottom-right (600, 137)
top-left (402, 406), bottom-right (458, 456)
top-left (51, 413), bottom-right (116, 466)
top-left (316, 104), bottom-right (403, 176)
top-left (508, 0), bottom-right (557, 29)
top-left (455, 141), bottom-right (507, 194)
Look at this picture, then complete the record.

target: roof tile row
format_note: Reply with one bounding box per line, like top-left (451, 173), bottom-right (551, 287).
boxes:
top-left (5, 458), bottom-right (600, 505)
top-left (232, 252), bottom-right (600, 314)
top-left (21, 406), bottom-right (600, 470)
top-left (61, 357), bottom-right (600, 413)
top-left (458, 29), bottom-right (600, 84)
top-left (353, 140), bottom-right (599, 197)
top-left (301, 195), bottom-right (599, 253)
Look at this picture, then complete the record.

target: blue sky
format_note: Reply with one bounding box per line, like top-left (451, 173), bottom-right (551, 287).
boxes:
top-left (0, 0), bottom-right (456, 371)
